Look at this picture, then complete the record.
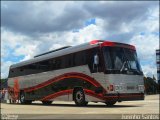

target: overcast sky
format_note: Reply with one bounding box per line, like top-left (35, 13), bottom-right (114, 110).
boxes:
top-left (1, 1), bottom-right (159, 79)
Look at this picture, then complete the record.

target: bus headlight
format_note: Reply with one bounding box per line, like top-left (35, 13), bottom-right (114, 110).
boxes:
top-left (138, 85), bottom-right (144, 91)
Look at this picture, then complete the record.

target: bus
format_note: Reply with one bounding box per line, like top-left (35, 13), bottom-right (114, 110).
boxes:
top-left (8, 40), bottom-right (144, 106)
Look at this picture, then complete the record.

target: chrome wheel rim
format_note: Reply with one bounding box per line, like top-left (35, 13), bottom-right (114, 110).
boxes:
top-left (20, 94), bottom-right (25, 102)
top-left (76, 91), bottom-right (83, 103)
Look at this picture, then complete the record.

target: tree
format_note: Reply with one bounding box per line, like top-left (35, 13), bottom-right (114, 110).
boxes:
top-left (153, 75), bottom-right (156, 81)
top-left (0, 78), bottom-right (8, 90)
top-left (144, 76), bottom-right (159, 94)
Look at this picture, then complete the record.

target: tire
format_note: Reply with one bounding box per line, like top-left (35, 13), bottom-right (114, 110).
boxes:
top-left (42, 101), bottom-right (52, 105)
top-left (105, 101), bottom-right (116, 106)
top-left (20, 92), bottom-right (32, 104)
top-left (74, 89), bottom-right (88, 106)
top-left (9, 99), bottom-right (12, 104)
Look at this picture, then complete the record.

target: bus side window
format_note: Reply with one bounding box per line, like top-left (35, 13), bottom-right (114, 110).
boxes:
top-left (68, 54), bottom-right (73, 67)
top-left (81, 51), bottom-right (86, 65)
top-left (74, 52), bottom-right (80, 66)
top-left (74, 51), bottom-right (86, 67)
top-left (72, 53), bottom-right (76, 67)
top-left (55, 57), bottom-right (61, 70)
top-left (9, 69), bottom-right (14, 78)
top-left (64, 54), bottom-right (72, 68)
top-left (49, 59), bottom-right (56, 70)
top-left (87, 47), bottom-right (100, 73)
top-left (86, 49), bottom-right (92, 72)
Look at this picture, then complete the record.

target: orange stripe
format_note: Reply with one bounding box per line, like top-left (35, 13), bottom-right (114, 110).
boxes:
top-left (24, 74), bottom-right (102, 92)
top-left (39, 88), bottom-right (143, 101)
top-left (84, 89), bottom-right (143, 100)
top-left (40, 89), bottom-right (73, 101)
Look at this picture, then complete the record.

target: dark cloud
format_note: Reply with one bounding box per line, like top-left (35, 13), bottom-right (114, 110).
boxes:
top-left (1, 1), bottom-right (88, 35)
top-left (106, 33), bottom-right (135, 43)
top-left (83, 1), bottom-right (158, 41)
top-left (1, 1), bottom-right (158, 38)
top-left (1, 1), bottom-right (159, 78)
top-left (83, 1), bottom-right (158, 31)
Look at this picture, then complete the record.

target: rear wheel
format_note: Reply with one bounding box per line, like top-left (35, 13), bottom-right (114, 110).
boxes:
top-left (9, 99), bottom-right (12, 104)
top-left (20, 92), bottom-right (32, 104)
top-left (42, 101), bottom-right (52, 105)
top-left (105, 101), bottom-right (116, 106)
top-left (74, 89), bottom-right (88, 106)
top-left (9, 99), bottom-right (14, 104)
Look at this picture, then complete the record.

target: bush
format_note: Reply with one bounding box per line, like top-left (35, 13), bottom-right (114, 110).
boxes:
top-left (144, 77), bottom-right (159, 94)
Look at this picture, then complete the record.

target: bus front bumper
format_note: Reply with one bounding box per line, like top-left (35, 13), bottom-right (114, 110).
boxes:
top-left (104, 93), bottom-right (144, 102)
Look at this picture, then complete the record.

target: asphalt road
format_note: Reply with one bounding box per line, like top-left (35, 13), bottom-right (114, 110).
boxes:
top-left (0, 94), bottom-right (159, 119)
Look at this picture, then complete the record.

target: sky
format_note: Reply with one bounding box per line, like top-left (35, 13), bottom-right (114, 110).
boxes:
top-left (1, 1), bottom-right (159, 80)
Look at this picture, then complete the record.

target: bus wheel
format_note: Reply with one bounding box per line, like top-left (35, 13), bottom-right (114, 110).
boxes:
top-left (74, 89), bottom-right (88, 106)
top-left (20, 92), bottom-right (25, 104)
top-left (20, 92), bottom-right (32, 104)
top-left (42, 101), bottom-right (52, 105)
top-left (105, 101), bottom-right (116, 106)
top-left (9, 99), bottom-right (12, 104)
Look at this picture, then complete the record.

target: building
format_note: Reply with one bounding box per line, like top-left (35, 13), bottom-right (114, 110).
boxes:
top-left (156, 49), bottom-right (160, 84)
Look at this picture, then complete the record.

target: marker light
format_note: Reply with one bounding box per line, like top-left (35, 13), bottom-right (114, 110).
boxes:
top-left (109, 84), bottom-right (114, 91)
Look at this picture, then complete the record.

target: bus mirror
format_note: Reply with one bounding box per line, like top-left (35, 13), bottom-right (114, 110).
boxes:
top-left (94, 54), bottom-right (99, 65)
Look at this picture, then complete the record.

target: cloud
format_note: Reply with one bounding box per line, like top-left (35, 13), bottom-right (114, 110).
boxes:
top-left (83, 1), bottom-right (157, 31)
top-left (1, 1), bottom-right (159, 79)
top-left (1, 28), bottom-right (39, 57)
top-left (130, 33), bottom-right (159, 61)
top-left (1, 1), bottom-right (87, 35)
top-left (142, 64), bottom-right (157, 79)
top-left (2, 1), bottom-right (158, 36)
top-left (1, 61), bottom-right (15, 78)
top-left (130, 32), bottom-right (159, 78)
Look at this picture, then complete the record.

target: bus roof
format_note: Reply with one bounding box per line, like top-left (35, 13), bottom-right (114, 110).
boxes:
top-left (10, 41), bottom-right (98, 69)
top-left (10, 40), bottom-right (135, 69)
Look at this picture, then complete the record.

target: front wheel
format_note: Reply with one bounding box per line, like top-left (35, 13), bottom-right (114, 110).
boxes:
top-left (9, 99), bottom-right (14, 104)
top-left (42, 101), bottom-right (53, 105)
top-left (74, 89), bottom-right (88, 106)
top-left (105, 101), bottom-right (116, 106)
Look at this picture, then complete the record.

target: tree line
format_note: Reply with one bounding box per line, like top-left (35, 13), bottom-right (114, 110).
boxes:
top-left (144, 76), bottom-right (159, 94)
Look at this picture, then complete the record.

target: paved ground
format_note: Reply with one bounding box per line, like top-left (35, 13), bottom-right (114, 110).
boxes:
top-left (0, 94), bottom-right (159, 119)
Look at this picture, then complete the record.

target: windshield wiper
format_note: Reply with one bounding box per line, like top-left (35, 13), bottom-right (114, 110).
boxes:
top-left (120, 61), bottom-right (127, 72)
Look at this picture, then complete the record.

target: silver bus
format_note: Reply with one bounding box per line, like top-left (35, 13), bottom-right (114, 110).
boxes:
top-left (8, 40), bottom-right (144, 106)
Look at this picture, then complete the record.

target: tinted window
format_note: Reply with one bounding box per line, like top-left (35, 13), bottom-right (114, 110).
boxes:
top-left (8, 48), bottom-right (100, 77)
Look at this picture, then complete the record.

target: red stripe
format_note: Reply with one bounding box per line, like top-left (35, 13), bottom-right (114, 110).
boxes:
top-left (119, 95), bottom-right (143, 98)
top-left (39, 89), bottom-right (143, 101)
top-left (40, 89), bottom-right (107, 101)
top-left (100, 41), bottom-right (136, 50)
top-left (100, 41), bottom-right (115, 47)
top-left (40, 89), bottom-right (73, 101)
top-left (84, 89), bottom-right (112, 100)
top-left (40, 89), bottom-right (101, 101)
top-left (84, 89), bottom-right (143, 100)
top-left (90, 40), bottom-right (100, 45)
top-left (23, 72), bottom-right (105, 92)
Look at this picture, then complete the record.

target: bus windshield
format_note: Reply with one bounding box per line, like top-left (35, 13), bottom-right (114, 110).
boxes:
top-left (103, 47), bottom-right (143, 75)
